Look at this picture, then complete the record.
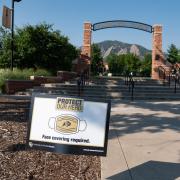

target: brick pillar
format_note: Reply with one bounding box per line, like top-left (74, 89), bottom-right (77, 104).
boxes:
top-left (82, 22), bottom-right (92, 57)
top-left (152, 25), bottom-right (165, 79)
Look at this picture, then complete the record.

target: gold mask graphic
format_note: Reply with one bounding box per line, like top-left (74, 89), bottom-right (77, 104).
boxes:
top-left (49, 115), bottom-right (86, 134)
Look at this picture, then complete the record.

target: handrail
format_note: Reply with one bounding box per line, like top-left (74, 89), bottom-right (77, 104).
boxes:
top-left (158, 65), bottom-right (171, 86)
top-left (158, 65), bottom-right (180, 93)
top-left (77, 71), bottom-right (89, 96)
top-left (171, 67), bottom-right (180, 93)
top-left (124, 73), bottom-right (129, 85)
top-left (125, 72), bottom-right (135, 101)
top-left (173, 73), bottom-right (180, 93)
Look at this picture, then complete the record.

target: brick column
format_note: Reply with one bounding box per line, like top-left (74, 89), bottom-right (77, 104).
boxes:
top-left (82, 22), bottom-right (92, 57)
top-left (152, 25), bottom-right (165, 79)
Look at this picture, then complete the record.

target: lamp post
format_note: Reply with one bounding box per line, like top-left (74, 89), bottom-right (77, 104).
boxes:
top-left (11, 0), bottom-right (22, 71)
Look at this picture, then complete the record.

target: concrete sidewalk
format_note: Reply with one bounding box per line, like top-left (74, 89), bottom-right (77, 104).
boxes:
top-left (101, 101), bottom-right (180, 180)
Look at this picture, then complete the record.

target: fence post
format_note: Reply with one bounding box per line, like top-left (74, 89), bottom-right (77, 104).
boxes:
top-left (131, 81), bottom-right (134, 101)
top-left (174, 76), bottom-right (177, 93)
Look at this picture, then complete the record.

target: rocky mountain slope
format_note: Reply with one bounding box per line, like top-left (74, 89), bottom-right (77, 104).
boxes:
top-left (95, 40), bottom-right (151, 59)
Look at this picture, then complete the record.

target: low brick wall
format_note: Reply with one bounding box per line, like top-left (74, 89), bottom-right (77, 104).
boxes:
top-left (57, 71), bottom-right (77, 81)
top-left (5, 71), bottom-right (77, 94)
top-left (31, 76), bottom-right (63, 86)
top-left (5, 80), bottom-right (34, 94)
top-left (5, 76), bottom-right (64, 94)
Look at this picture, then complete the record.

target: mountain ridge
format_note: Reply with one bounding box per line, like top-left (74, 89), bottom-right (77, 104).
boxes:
top-left (95, 40), bottom-right (151, 59)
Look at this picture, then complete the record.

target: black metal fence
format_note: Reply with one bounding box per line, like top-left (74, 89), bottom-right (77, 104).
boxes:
top-left (158, 65), bottom-right (180, 93)
top-left (125, 72), bottom-right (135, 101)
top-left (77, 71), bottom-right (89, 96)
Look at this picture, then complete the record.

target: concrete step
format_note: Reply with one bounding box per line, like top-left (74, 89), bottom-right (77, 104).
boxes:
top-left (29, 87), bottom-right (180, 94)
top-left (29, 88), bottom-right (180, 97)
top-left (27, 90), bottom-right (180, 100)
top-left (23, 76), bottom-right (180, 101)
top-left (40, 84), bottom-right (178, 90)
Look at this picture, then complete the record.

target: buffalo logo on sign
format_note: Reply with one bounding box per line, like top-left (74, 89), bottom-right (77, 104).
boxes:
top-left (49, 114), bottom-right (87, 135)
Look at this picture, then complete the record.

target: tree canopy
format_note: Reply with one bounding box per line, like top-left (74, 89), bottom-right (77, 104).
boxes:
top-left (91, 44), bottom-right (103, 75)
top-left (106, 53), bottom-right (152, 76)
top-left (167, 44), bottom-right (180, 64)
top-left (0, 23), bottom-right (78, 73)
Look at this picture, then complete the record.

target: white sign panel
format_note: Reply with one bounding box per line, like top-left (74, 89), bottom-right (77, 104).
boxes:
top-left (27, 95), bottom-right (111, 156)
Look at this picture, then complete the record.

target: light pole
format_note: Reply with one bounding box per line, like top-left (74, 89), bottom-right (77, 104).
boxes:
top-left (11, 0), bottom-right (22, 71)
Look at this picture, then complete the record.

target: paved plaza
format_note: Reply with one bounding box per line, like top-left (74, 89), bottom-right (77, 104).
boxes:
top-left (101, 100), bottom-right (180, 180)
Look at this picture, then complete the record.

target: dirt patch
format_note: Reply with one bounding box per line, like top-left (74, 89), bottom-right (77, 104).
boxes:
top-left (0, 99), bottom-right (101, 180)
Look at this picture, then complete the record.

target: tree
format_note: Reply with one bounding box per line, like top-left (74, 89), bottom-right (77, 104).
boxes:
top-left (178, 50), bottom-right (180, 63)
top-left (0, 27), bottom-right (10, 49)
top-left (124, 54), bottom-right (141, 75)
top-left (106, 54), bottom-right (125, 75)
top-left (140, 54), bottom-right (152, 77)
top-left (0, 23), bottom-right (78, 73)
top-left (0, 27), bottom-right (11, 68)
top-left (106, 53), bottom-right (142, 76)
top-left (167, 44), bottom-right (180, 64)
top-left (91, 44), bottom-right (103, 75)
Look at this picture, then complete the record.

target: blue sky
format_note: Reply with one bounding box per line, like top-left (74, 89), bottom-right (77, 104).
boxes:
top-left (1, 0), bottom-right (180, 52)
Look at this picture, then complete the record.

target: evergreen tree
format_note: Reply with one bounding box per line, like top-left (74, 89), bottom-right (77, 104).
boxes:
top-left (140, 54), bottom-right (152, 76)
top-left (91, 44), bottom-right (103, 75)
top-left (167, 44), bottom-right (180, 64)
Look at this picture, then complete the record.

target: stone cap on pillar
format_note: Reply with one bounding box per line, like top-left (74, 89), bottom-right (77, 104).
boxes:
top-left (153, 24), bottom-right (162, 33)
top-left (84, 21), bottom-right (92, 30)
top-left (84, 21), bottom-right (91, 23)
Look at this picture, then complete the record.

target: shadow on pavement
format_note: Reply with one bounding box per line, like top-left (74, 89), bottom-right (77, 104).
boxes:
top-left (109, 101), bottom-right (180, 139)
top-left (108, 161), bottom-right (180, 180)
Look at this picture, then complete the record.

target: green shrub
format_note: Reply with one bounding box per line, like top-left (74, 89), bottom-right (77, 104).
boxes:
top-left (0, 24), bottom-right (78, 72)
top-left (0, 68), bottom-right (52, 93)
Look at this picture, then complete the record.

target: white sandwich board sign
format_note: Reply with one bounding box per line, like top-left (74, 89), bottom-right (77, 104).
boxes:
top-left (27, 94), bottom-right (111, 156)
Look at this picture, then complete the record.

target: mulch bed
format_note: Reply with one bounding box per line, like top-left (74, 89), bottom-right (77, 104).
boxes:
top-left (0, 99), bottom-right (101, 180)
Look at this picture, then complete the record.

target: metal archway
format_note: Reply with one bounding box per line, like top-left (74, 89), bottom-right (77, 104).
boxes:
top-left (92, 20), bottom-right (153, 33)
top-left (82, 21), bottom-right (164, 80)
